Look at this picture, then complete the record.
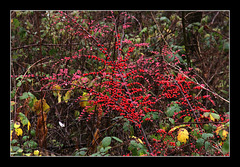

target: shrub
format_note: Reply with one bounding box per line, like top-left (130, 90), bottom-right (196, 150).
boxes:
top-left (11, 11), bottom-right (229, 156)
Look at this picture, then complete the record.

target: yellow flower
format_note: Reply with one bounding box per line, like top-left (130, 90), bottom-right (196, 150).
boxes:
top-left (177, 128), bottom-right (189, 143)
top-left (15, 128), bottom-right (23, 136)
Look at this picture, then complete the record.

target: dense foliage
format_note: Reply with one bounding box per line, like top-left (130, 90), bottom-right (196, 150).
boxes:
top-left (11, 11), bottom-right (229, 156)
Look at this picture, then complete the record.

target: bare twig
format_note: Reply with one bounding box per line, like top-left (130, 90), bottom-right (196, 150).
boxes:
top-left (211, 11), bottom-right (219, 25)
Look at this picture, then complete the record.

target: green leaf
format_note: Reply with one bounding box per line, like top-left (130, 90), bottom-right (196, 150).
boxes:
top-left (30, 129), bottom-right (36, 137)
top-left (100, 146), bottom-right (111, 153)
top-left (205, 141), bottom-right (211, 151)
top-left (210, 113), bottom-right (220, 121)
top-left (198, 26), bottom-right (204, 33)
top-left (183, 116), bottom-right (192, 123)
top-left (176, 141), bottom-right (181, 147)
top-left (169, 118), bottom-right (175, 125)
top-left (203, 124), bottom-right (211, 132)
top-left (166, 103), bottom-right (181, 117)
top-left (19, 92), bottom-right (29, 100)
top-left (112, 136), bottom-right (123, 143)
top-left (102, 137), bottom-right (111, 147)
top-left (18, 112), bottom-right (29, 126)
top-left (222, 139), bottom-right (229, 154)
top-left (202, 133), bottom-right (214, 140)
top-left (196, 138), bottom-right (204, 149)
top-left (139, 27), bottom-right (147, 37)
top-left (159, 16), bottom-right (171, 24)
top-left (27, 92), bottom-right (35, 98)
top-left (223, 42), bottom-right (229, 52)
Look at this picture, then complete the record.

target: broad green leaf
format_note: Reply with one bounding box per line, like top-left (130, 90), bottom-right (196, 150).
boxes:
top-left (166, 103), bottom-right (181, 117)
top-left (18, 112), bottom-right (29, 126)
top-left (196, 138), bottom-right (204, 149)
top-left (210, 113), bottom-right (220, 121)
top-left (205, 141), bottom-right (211, 151)
top-left (198, 26), bottom-right (204, 33)
top-left (102, 137), bottom-right (112, 147)
top-left (222, 139), bottom-right (229, 154)
top-left (202, 133), bottom-right (213, 140)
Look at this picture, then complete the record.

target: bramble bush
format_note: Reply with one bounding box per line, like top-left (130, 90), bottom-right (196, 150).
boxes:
top-left (11, 11), bottom-right (229, 156)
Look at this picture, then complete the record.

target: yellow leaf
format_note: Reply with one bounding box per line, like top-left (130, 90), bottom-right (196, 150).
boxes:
top-left (15, 128), bottom-right (23, 136)
top-left (79, 92), bottom-right (90, 108)
top-left (63, 90), bottom-right (72, 103)
top-left (24, 153), bottom-right (31, 156)
top-left (177, 128), bottom-right (189, 143)
top-left (209, 113), bottom-right (215, 121)
top-left (57, 93), bottom-right (61, 103)
top-left (222, 130), bottom-right (228, 140)
top-left (11, 101), bottom-right (17, 106)
top-left (169, 124), bottom-right (188, 133)
top-left (14, 122), bottom-right (21, 129)
top-left (52, 84), bottom-right (61, 97)
top-left (33, 150), bottom-right (40, 156)
top-left (32, 98), bottom-right (50, 114)
top-left (11, 130), bottom-right (13, 140)
top-left (215, 125), bottom-right (224, 135)
top-left (129, 136), bottom-right (143, 144)
top-left (27, 121), bottom-right (31, 131)
top-left (71, 80), bottom-right (80, 89)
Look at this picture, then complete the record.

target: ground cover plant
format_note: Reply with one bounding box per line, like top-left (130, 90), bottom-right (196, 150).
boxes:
top-left (10, 10), bottom-right (229, 156)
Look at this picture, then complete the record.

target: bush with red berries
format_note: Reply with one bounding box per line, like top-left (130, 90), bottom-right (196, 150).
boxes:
top-left (11, 11), bottom-right (229, 156)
